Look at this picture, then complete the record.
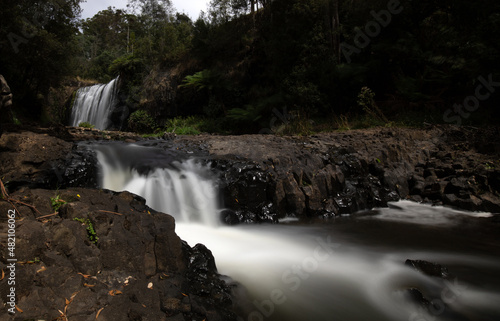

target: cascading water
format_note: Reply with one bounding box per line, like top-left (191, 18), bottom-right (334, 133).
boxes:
top-left (70, 77), bottom-right (119, 130)
top-left (95, 143), bottom-right (500, 321)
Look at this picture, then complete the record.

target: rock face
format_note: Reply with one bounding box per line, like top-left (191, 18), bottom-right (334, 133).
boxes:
top-left (0, 188), bottom-right (235, 320)
top-left (0, 75), bottom-right (12, 110)
top-left (0, 130), bottom-right (98, 191)
top-left (183, 127), bottom-right (500, 222)
top-left (1, 75), bottom-right (13, 136)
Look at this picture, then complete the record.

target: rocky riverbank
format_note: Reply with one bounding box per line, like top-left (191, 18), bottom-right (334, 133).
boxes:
top-left (0, 187), bottom-right (235, 320)
top-left (193, 126), bottom-right (500, 222)
top-left (1, 124), bottom-right (499, 318)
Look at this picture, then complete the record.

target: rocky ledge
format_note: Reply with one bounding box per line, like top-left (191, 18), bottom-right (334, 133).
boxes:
top-left (1, 125), bottom-right (500, 223)
top-left (185, 126), bottom-right (500, 222)
top-left (0, 188), bottom-right (235, 320)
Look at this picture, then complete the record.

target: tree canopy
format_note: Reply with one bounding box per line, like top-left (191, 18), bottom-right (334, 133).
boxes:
top-left (1, 0), bottom-right (499, 129)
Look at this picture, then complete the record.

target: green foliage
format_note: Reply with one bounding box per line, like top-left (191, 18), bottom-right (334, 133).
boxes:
top-left (0, 0), bottom-right (83, 117)
top-left (273, 115), bottom-right (313, 136)
top-left (227, 105), bottom-right (263, 123)
top-left (26, 257), bottom-right (41, 264)
top-left (227, 94), bottom-right (285, 131)
top-left (357, 87), bottom-right (388, 123)
top-left (333, 114), bottom-right (351, 131)
top-left (128, 110), bottom-right (157, 133)
top-left (164, 116), bottom-right (202, 135)
top-left (12, 113), bottom-right (22, 126)
top-left (485, 162), bottom-right (495, 170)
top-left (3, 0), bottom-right (500, 128)
top-left (73, 218), bottom-right (99, 244)
top-left (180, 70), bottom-right (222, 91)
top-left (78, 122), bottom-right (95, 129)
top-left (109, 54), bottom-right (144, 77)
top-left (50, 195), bottom-right (67, 212)
top-left (141, 116), bottom-right (228, 136)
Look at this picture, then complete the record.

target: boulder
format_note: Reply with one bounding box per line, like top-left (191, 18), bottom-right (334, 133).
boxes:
top-left (1, 74), bottom-right (13, 136)
top-left (0, 188), bottom-right (237, 320)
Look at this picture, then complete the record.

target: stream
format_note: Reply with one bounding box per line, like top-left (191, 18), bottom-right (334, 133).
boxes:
top-left (94, 143), bottom-right (500, 321)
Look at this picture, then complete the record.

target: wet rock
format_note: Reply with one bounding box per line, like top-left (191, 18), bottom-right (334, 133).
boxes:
top-left (185, 244), bottom-right (236, 320)
top-left (405, 259), bottom-right (450, 279)
top-left (405, 288), bottom-right (430, 308)
top-left (220, 209), bottom-right (240, 225)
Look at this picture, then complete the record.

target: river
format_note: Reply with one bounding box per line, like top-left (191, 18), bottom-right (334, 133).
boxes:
top-left (95, 143), bottom-right (500, 321)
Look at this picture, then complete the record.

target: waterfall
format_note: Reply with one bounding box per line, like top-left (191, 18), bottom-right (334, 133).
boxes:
top-left (95, 144), bottom-right (220, 226)
top-left (70, 78), bottom-right (119, 130)
top-left (93, 143), bottom-right (500, 321)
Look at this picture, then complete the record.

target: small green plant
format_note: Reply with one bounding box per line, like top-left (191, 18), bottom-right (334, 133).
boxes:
top-left (78, 122), bottom-right (95, 129)
top-left (26, 257), bottom-right (41, 264)
top-left (376, 158), bottom-right (382, 164)
top-left (50, 194), bottom-right (67, 212)
top-left (73, 217), bottom-right (99, 244)
top-left (485, 162), bottom-right (495, 170)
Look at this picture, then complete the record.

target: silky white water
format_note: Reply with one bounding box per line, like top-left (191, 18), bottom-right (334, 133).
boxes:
top-left (70, 78), bottom-right (119, 130)
top-left (95, 145), bottom-right (500, 321)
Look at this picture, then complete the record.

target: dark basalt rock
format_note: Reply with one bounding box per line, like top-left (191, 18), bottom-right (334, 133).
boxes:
top-left (184, 243), bottom-right (235, 320)
top-left (0, 132), bottom-right (99, 191)
top-left (0, 188), bottom-right (237, 321)
top-left (405, 259), bottom-right (451, 279)
top-left (402, 260), bottom-right (471, 321)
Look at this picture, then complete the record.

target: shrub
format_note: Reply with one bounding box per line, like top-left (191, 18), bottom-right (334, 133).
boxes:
top-left (357, 87), bottom-right (388, 124)
top-left (78, 122), bottom-right (95, 129)
top-left (164, 116), bottom-right (203, 135)
top-left (128, 110), bottom-right (157, 133)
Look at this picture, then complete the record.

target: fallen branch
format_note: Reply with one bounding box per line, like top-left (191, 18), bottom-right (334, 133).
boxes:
top-left (1, 178), bottom-right (44, 218)
top-left (0, 178), bottom-right (9, 198)
top-left (36, 213), bottom-right (59, 220)
top-left (97, 210), bottom-right (123, 216)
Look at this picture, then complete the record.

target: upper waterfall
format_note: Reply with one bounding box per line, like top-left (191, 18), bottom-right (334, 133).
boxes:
top-left (70, 77), bottom-right (119, 130)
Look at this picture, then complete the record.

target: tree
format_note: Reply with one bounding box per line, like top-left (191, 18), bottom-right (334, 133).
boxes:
top-left (77, 8), bottom-right (136, 80)
top-left (0, 0), bottom-right (83, 116)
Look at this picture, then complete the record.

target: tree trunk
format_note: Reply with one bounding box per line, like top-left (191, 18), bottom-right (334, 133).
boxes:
top-left (331, 0), bottom-right (341, 63)
top-left (251, 0), bottom-right (255, 14)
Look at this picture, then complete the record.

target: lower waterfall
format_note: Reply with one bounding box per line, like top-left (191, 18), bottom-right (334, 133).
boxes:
top-left (94, 143), bottom-right (500, 321)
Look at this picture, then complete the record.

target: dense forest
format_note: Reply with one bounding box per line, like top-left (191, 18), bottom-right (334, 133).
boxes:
top-left (1, 0), bottom-right (500, 134)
